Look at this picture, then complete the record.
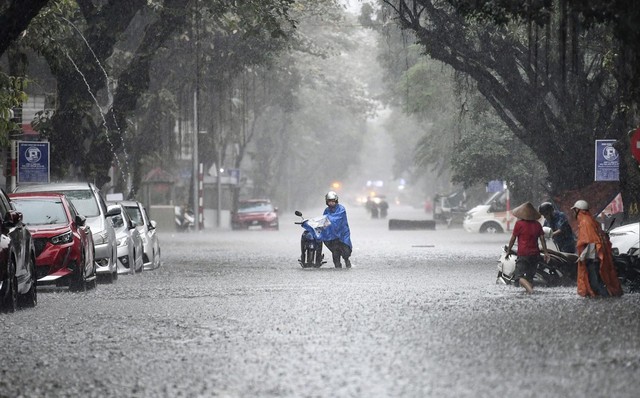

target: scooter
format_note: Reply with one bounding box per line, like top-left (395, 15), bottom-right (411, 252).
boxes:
top-left (175, 206), bottom-right (195, 232)
top-left (294, 210), bottom-right (329, 268)
top-left (496, 227), bottom-right (578, 287)
top-left (497, 246), bottom-right (577, 287)
top-left (613, 247), bottom-right (640, 292)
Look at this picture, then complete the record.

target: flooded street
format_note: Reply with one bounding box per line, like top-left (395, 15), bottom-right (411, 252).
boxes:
top-left (2, 205), bottom-right (640, 397)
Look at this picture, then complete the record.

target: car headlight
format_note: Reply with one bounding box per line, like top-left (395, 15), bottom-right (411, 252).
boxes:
top-left (116, 236), bottom-right (128, 247)
top-left (51, 231), bottom-right (73, 245)
top-left (93, 230), bottom-right (108, 245)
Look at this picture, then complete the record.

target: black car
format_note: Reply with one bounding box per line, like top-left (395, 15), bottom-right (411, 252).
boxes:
top-left (0, 188), bottom-right (37, 313)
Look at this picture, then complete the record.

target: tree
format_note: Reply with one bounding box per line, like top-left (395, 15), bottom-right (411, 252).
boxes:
top-left (380, 0), bottom-right (630, 212)
top-left (13, 0), bottom-right (298, 193)
top-left (0, 0), bottom-right (50, 57)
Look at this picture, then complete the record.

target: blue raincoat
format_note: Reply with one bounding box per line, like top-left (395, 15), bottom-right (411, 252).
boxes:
top-left (319, 203), bottom-right (352, 248)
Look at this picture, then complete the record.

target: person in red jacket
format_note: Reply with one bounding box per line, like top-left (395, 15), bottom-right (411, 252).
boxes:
top-left (505, 202), bottom-right (549, 294)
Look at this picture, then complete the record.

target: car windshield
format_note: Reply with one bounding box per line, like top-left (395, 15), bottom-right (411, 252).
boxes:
top-left (238, 202), bottom-right (273, 213)
top-left (12, 199), bottom-right (69, 225)
top-left (125, 206), bottom-right (143, 225)
top-left (60, 190), bottom-right (99, 217)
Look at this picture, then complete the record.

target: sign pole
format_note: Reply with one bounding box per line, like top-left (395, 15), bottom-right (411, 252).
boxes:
top-left (10, 140), bottom-right (16, 192)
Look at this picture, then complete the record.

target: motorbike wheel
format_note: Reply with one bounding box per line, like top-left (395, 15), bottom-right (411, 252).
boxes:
top-left (533, 265), bottom-right (561, 287)
top-left (313, 250), bottom-right (323, 268)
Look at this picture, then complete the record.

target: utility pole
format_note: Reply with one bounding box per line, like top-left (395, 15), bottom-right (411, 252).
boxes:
top-left (192, 1), bottom-right (201, 231)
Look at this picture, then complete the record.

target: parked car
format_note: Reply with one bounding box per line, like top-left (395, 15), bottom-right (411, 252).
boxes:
top-left (108, 202), bottom-right (144, 274)
top-left (10, 192), bottom-right (96, 292)
top-left (231, 199), bottom-right (279, 230)
top-left (13, 182), bottom-right (120, 282)
top-left (118, 200), bottom-right (161, 270)
top-left (608, 222), bottom-right (639, 255)
top-left (463, 190), bottom-right (511, 233)
top-left (0, 189), bottom-right (37, 312)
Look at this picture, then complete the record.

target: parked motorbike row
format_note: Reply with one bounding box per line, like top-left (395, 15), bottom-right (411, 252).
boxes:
top-left (497, 226), bottom-right (640, 292)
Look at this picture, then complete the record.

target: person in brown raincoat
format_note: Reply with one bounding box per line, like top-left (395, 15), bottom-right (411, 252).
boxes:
top-left (571, 199), bottom-right (623, 298)
top-left (505, 202), bottom-right (549, 294)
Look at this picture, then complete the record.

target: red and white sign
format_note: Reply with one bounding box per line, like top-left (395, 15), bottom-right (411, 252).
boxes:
top-left (631, 127), bottom-right (640, 163)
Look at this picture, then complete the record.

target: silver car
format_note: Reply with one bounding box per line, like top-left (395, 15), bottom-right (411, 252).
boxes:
top-left (118, 200), bottom-right (161, 270)
top-left (14, 182), bottom-right (120, 283)
top-left (109, 203), bottom-right (144, 274)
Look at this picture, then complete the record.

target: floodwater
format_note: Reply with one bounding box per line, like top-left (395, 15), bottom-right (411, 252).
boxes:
top-left (1, 204), bottom-right (639, 397)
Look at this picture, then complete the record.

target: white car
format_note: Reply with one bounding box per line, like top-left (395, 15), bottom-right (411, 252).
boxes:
top-left (608, 222), bottom-right (639, 255)
top-left (118, 201), bottom-right (161, 270)
top-left (463, 191), bottom-right (512, 233)
top-left (109, 203), bottom-right (144, 274)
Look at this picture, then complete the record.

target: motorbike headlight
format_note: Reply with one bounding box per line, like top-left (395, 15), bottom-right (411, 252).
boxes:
top-left (51, 231), bottom-right (73, 245)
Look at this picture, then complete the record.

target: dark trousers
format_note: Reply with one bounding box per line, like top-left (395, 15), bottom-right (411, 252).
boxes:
top-left (324, 239), bottom-right (351, 265)
top-left (586, 259), bottom-right (609, 297)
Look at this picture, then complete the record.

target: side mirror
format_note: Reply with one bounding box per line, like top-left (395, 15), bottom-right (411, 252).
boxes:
top-left (106, 204), bottom-right (121, 217)
top-left (4, 210), bottom-right (22, 227)
top-left (149, 220), bottom-right (157, 230)
top-left (295, 210), bottom-right (302, 217)
top-left (76, 214), bottom-right (87, 226)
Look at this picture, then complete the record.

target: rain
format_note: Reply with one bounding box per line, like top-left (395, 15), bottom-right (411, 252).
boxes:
top-left (2, 1), bottom-right (640, 397)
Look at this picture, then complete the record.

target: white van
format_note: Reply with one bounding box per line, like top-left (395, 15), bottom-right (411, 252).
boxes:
top-left (463, 190), bottom-right (513, 233)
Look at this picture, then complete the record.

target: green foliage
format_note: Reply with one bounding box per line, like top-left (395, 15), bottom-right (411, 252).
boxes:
top-left (0, 73), bottom-right (28, 145)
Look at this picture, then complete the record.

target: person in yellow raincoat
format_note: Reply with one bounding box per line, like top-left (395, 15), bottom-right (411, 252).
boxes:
top-left (572, 200), bottom-right (623, 297)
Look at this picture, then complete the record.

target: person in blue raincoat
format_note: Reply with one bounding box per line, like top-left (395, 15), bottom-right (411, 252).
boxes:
top-left (319, 191), bottom-right (352, 268)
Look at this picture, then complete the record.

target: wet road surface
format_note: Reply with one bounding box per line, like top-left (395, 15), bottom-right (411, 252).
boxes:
top-left (1, 205), bottom-right (639, 397)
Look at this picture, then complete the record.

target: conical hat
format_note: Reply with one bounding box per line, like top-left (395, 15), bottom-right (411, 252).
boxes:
top-left (512, 202), bottom-right (541, 221)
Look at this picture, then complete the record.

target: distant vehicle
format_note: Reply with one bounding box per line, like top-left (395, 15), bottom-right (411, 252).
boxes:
top-left (14, 182), bottom-right (120, 282)
top-left (118, 201), bottom-right (161, 270)
top-left (463, 190), bottom-right (512, 233)
top-left (231, 199), bottom-right (279, 230)
top-left (108, 202), bottom-right (144, 274)
top-left (0, 189), bottom-right (37, 312)
top-left (9, 192), bottom-right (94, 292)
top-left (433, 190), bottom-right (467, 226)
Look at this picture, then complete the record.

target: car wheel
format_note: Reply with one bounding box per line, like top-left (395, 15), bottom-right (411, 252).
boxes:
top-left (70, 260), bottom-right (87, 292)
top-left (480, 222), bottom-right (503, 234)
top-left (89, 250), bottom-right (98, 290)
top-left (153, 247), bottom-right (161, 269)
top-left (1, 260), bottom-right (18, 313)
top-left (112, 247), bottom-right (119, 280)
top-left (19, 254), bottom-right (37, 308)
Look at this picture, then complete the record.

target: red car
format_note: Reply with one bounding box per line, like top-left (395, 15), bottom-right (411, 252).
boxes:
top-left (9, 192), bottom-right (96, 291)
top-left (231, 199), bottom-right (279, 230)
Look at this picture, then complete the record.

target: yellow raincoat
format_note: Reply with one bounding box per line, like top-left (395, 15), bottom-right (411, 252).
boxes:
top-left (575, 210), bottom-right (623, 297)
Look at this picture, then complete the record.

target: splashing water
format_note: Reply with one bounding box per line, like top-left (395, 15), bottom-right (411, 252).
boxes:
top-left (60, 16), bottom-right (132, 193)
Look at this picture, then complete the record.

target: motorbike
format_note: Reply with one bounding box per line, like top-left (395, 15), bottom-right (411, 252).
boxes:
top-left (294, 210), bottom-right (329, 268)
top-left (175, 206), bottom-right (195, 232)
top-left (613, 247), bottom-right (640, 292)
top-left (497, 246), bottom-right (578, 287)
top-left (496, 227), bottom-right (578, 287)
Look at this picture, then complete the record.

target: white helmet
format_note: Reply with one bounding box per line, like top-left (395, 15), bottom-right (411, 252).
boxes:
top-left (325, 191), bottom-right (339, 205)
top-left (571, 200), bottom-right (589, 210)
